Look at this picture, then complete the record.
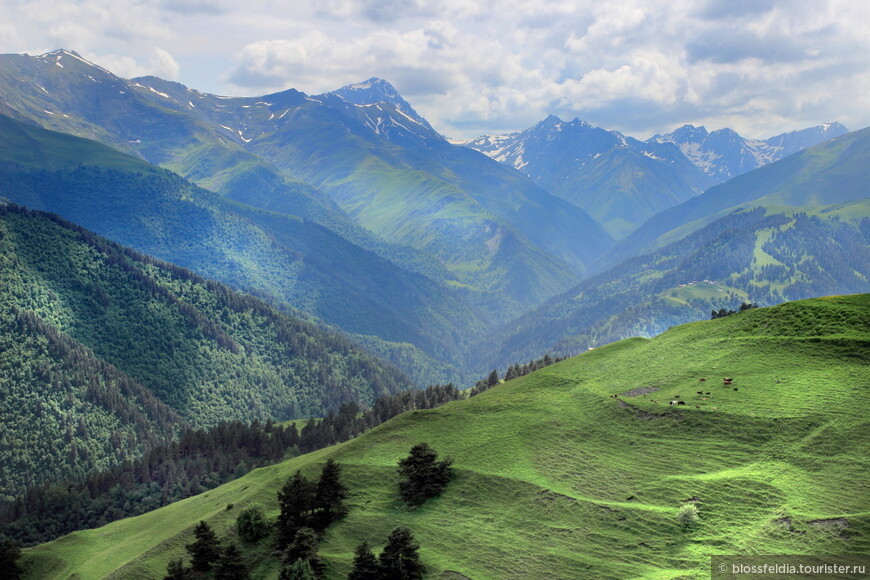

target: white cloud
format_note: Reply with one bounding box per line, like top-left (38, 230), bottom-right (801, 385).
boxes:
top-left (1, 0), bottom-right (868, 139)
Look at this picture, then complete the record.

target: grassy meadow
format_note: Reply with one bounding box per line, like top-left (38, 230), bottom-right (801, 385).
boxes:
top-left (20, 295), bottom-right (870, 579)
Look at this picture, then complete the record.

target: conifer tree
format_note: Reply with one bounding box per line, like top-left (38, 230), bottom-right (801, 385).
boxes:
top-left (276, 471), bottom-right (315, 549)
top-left (378, 527), bottom-right (425, 580)
top-left (163, 558), bottom-right (190, 580)
top-left (397, 443), bottom-right (453, 506)
top-left (314, 459), bottom-right (349, 530)
top-left (185, 520), bottom-right (222, 572)
top-left (215, 544), bottom-right (249, 580)
top-left (282, 527), bottom-right (324, 578)
top-left (279, 558), bottom-right (317, 580)
top-left (347, 540), bottom-right (379, 580)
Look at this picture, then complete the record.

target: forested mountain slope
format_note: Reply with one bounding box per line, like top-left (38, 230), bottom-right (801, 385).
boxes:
top-left (478, 201), bottom-right (870, 369)
top-left (0, 203), bottom-right (412, 500)
top-left (606, 126), bottom-right (870, 266)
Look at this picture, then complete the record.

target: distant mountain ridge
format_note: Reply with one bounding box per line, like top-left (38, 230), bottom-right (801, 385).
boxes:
top-left (0, 49), bottom-right (613, 321)
top-left (463, 116), bottom-right (848, 238)
top-left (607, 125), bottom-right (870, 266)
top-left (476, 128), bottom-right (870, 368)
top-left (650, 121), bottom-right (850, 180)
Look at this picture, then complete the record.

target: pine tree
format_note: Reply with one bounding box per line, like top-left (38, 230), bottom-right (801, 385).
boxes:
top-left (282, 527), bottom-right (324, 578)
top-left (377, 527), bottom-right (425, 580)
top-left (314, 459), bottom-right (348, 530)
top-left (276, 471), bottom-right (315, 549)
top-left (347, 540), bottom-right (379, 580)
top-left (486, 369), bottom-right (499, 387)
top-left (163, 557), bottom-right (190, 580)
top-left (279, 558), bottom-right (317, 580)
top-left (397, 443), bottom-right (453, 506)
top-left (215, 544), bottom-right (249, 580)
top-left (185, 520), bottom-right (222, 572)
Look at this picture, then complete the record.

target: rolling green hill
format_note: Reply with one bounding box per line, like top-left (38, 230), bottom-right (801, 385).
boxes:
top-left (0, 203), bottom-right (413, 500)
top-left (18, 295), bottom-right (870, 579)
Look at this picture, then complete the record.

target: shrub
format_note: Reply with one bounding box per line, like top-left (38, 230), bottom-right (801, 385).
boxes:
top-left (236, 503), bottom-right (269, 543)
top-left (677, 503), bottom-right (699, 528)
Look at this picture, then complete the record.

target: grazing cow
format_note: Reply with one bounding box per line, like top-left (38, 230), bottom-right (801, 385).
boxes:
top-left (697, 391), bottom-right (703, 395)
top-left (723, 378), bottom-right (733, 385)
top-left (677, 401), bottom-right (686, 405)
top-left (699, 378), bottom-right (706, 382)
top-left (705, 392), bottom-right (711, 395)
top-left (733, 388), bottom-right (738, 391)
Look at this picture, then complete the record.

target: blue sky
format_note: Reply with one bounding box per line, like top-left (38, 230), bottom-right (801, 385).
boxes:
top-left (1, 0), bottom-right (867, 140)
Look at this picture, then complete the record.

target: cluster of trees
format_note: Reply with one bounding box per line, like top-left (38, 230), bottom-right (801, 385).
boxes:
top-left (0, 534), bottom-right (22, 580)
top-left (710, 302), bottom-right (758, 319)
top-left (343, 444), bottom-right (450, 577)
top-left (348, 528), bottom-right (425, 580)
top-left (469, 353), bottom-right (565, 397)
top-left (165, 520), bottom-right (249, 579)
top-left (276, 459), bottom-right (349, 549)
top-left (0, 382), bottom-right (465, 546)
top-left (167, 443), bottom-right (448, 579)
top-left (1, 420), bottom-right (299, 546)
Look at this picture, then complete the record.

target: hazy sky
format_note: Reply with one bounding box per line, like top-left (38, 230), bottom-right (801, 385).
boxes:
top-left (2, 0), bottom-right (868, 139)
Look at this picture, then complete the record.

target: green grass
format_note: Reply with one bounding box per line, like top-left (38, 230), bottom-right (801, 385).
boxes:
top-left (20, 295), bottom-right (870, 579)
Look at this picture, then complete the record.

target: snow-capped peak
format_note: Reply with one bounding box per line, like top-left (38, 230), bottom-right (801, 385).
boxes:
top-left (331, 77), bottom-right (403, 107)
top-left (37, 49), bottom-right (113, 75)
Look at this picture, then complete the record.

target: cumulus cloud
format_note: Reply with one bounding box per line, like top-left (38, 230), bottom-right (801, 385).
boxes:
top-left (95, 47), bottom-right (180, 80)
top-left (2, 0), bottom-right (869, 138)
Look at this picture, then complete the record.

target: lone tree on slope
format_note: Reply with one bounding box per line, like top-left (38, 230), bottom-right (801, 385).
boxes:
top-left (397, 443), bottom-right (453, 507)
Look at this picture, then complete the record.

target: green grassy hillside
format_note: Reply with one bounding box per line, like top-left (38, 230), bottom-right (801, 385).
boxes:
top-left (20, 295), bottom-right (870, 579)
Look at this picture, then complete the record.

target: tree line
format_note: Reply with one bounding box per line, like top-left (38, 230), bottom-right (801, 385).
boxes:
top-left (0, 384), bottom-right (463, 546)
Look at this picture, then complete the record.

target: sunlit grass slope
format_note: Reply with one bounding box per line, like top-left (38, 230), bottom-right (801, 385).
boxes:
top-left (21, 295), bottom-right (870, 579)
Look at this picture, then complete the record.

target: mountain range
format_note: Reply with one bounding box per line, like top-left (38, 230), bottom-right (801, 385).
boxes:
top-left (0, 45), bottom-right (868, 579)
top-left (463, 116), bottom-right (849, 238)
top-left (0, 49), bottom-right (865, 381)
top-left (480, 127), bottom-right (870, 368)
